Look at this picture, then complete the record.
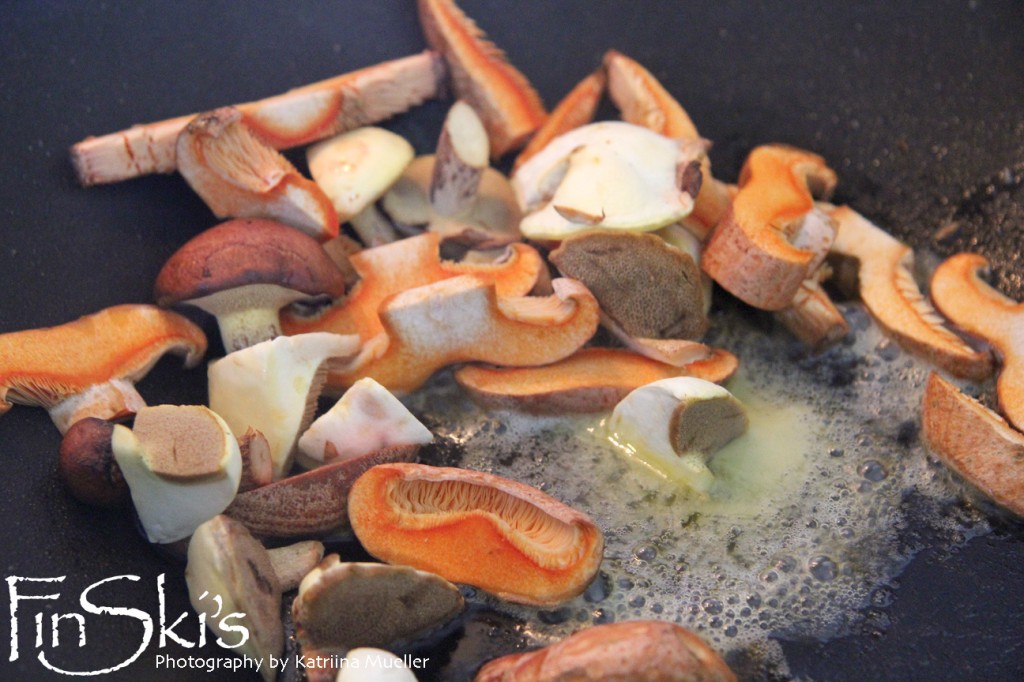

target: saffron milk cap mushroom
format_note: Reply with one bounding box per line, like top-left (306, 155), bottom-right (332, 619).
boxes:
top-left (155, 218), bottom-right (347, 353)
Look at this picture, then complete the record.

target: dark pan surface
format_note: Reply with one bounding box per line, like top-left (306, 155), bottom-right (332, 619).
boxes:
top-left (2, 1), bottom-right (1023, 680)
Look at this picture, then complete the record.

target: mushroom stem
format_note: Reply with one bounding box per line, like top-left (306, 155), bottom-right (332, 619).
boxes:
top-left (188, 284), bottom-right (306, 353)
top-left (430, 100), bottom-right (489, 216)
top-left (349, 203), bottom-right (400, 247)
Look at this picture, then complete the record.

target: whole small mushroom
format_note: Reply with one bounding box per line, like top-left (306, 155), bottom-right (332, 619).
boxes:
top-left (58, 417), bottom-right (128, 507)
top-left (154, 218), bottom-right (347, 352)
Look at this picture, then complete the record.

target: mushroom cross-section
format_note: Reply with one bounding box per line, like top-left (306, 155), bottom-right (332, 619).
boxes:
top-left (348, 462), bottom-right (605, 606)
top-left (0, 304), bottom-right (207, 434)
top-left (154, 218), bottom-right (347, 353)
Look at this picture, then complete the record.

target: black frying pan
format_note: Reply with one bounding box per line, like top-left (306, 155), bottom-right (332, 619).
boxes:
top-left (2, 1), bottom-right (1023, 680)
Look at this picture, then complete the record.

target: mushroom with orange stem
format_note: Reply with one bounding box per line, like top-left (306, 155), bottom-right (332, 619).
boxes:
top-left (0, 304), bottom-right (207, 434)
top-left (417, 0), bottom-right (547, 159)
top-left (176, 107), bottom-right (338, 241)
top-left (154, 218), bottom-right (347, 353)
top-left (828, 206), bottom-right (993, 380)
top-left (306, 127), bottom-right (414, 247)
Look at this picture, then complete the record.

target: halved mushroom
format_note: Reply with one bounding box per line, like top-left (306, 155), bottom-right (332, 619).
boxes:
top-left (155, 218), bottom-right (347, 353)
top-left (922, 372), bottom-right (1024, 518)
top-left (417, 0), bottom-right (547, 158)
top-left (111, 405), bottom-right (242, 544)
top-left (929, 252), bottom-right (1024, 430)
top-left (828, 206), bottom-right (993, 380)
top-left (608, 377), bottom-right (748, 494)
top-left (0, 304), bottom-right (206, 433)
top-left (513, 122), bottom-right (703, 241)
top-left (176, 107), bottom-right (338, 241)
top-left (293, 556), bottom-right (464, 661)
top-left (455, 346), bottom-right (739, 414)
top-left (475, 620), bottom-right (737, 682)
top-left (208, 333), bottom-right (361, 480)
top-left (306, 127), bottom-right (414, 247)
top-left (333, 275), bottom-right (600, 394)
top-left (702, 144), bottom-right (838, 311)
top-left (348, 462), bottom-right (604, 606)
top-left (297, 377), bottom-right (433, 469)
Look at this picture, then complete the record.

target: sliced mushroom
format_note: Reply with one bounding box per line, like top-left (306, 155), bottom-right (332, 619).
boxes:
top-left (297, 377), bottom-right (433, 469)
top-left (176, 107), bottom-right (338, 241)
top-left (154, 218), bottom-right (347, 352)
top-left (293, 557), bottom-right (464, 659)
top-left (236, 428), bottom-right (274, 493)
top-left (774, 277), bottom-right (850, 351)
top-left (922, 372), bottom-right (1024, 518)
top-left (417, 0), bottom-right (547, 158)
top-left (513, 122), bottom-right (703, 241)
top-left (702, 144), bottom-right (838, 311)
top-left (266, 540), bottom-right (326, 593)
top-left (111, 405), bottom-right (242, 544)
top-left (58, 417), bottom-right (127, 507)
top-left (348, 462), bottom-right (604, 606)
top-left (608, 377), bottom-right (748, 494)
top-left (306, 127), bottom-right (414, 247)
top-left (828, 206), bottom-right (993, 380)
top-left (929, 252), bottom-right (1023, 430)
top-left (0, 304), bottom-right (206, 433)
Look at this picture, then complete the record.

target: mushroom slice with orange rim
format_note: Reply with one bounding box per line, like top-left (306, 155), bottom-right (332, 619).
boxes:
top-left (417, 0), bottom-right (547, 158)
top-left (455, 346), bottom-right (739, 414)
top-left (930, 252), bottom-right (1023, 429)
top-left (176, 107), bottom-right (338, 241)
top-left (332, 275), bottom-right (600, 394)
top-left (71, 51), bottom-right (444, 186)
top-left (922, 372), bottom-right (1024, 518)
top-left (475, 620), bottom-right (737, 682)
top-left (702, 144), bottom-right (838, 311)
top-left (828, 206), bottom-right (993, 381)
top-left (348, 463), bottom-right (604, 606)
top-left (603, 49), bottom-right (734, 240)
top-left (0, 304), bottom-right (206, 434)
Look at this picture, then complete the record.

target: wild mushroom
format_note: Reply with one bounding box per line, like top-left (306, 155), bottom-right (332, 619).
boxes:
top-left (0, 304), bottom-right (206, 433)
top-left (306, 127), bottom-right (414, 247)
top-left (455, 346), bottom-right (739, 414)
top-left (292, 556), bottom-right (464, 661)
top-left (607, 377), bottom-right (748, 494)
top-left (417, 0), bottom-right (547, 158)
top-left (475, 620), bottom-right (737, 682)
top-left (929, 252), bottom-right (1023, 430)
top-left (922, 372), bottom-right (1024, 518)
top-left (512, 121), bottom-right (703, 241)
top-left (208, 332), bottom-right (361, 480)
top-left (347, 462), bottom-right (604, 606)
top-left (176, 107), bottom-right (338, 241)
top-left (828, 206), bottom-right (993, 380)
top-left (58, 417), bottom-right (128, 507)
top-left (154, 218), bottom-right (347, 353)
top-left (297, 377), bottom-right (433, 469)
top-left (111, 405), bottom-right (242, 544)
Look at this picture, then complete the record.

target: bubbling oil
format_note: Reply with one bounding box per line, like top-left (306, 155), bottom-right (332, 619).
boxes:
top-left (407, 304), bottom-right (992, 672)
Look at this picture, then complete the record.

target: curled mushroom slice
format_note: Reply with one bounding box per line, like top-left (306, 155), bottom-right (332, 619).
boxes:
top-left (513, 122), bottom-right (702, 241)
top-left (702, 144), bottom-right (838, 311)
top-left (155, 218), bottom-right (347, 353)
top-left (208, 333), bottom-right (361, 480)
top-left (186, 515), bottom-right (284, 682)
top-left (58, 417), bottom-right (127, 507)
top-left (455, 347), bottom-right (738, 414)
top-left (293, 556), bottom-right (464, 663)
top-left (176, 107), bottom-right (338, 241)
top-left (306, 127), bottom-right (414, 247)
top-left (297, 377), bottom-right (433, 469)
top-left (112, 405), bottom-right (242, 544)
top-left (226, 445), bottom-right (418, 539)
top-left (608, 377), bottom-right (748, 494)
top-left (930, 252), bottom-right (1024, 430)
top-left (0, 304), bottom-right (206, 433)
top-left (335, 275), bottom-right (600, 394)
top-left (922, 372), bottom-right (1024, 518)
top-left (828, 206), bottom-right (993, 380)
top-left (475, 620), bottom-right (737, 682)
top-left (417, 0), bottom-right (547, 158)
top-left (348, 462), bottom-right (604, 606)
